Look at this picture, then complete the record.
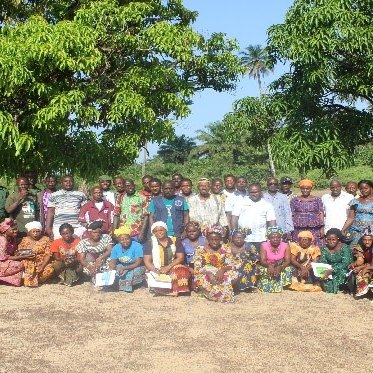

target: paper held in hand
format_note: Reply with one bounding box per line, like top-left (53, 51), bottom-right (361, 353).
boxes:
top-left (95, 270), bottom-right (116, 287)
top-left (311, 263), bottom-right (333, 279)
top-left (146, 271), bottom-right (172, 289)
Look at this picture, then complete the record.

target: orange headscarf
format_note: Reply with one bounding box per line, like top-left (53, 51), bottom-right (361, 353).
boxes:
top-left (298, 179), bottom-right (315, 189)
top-left (298, 231), bottom-right (314, 240)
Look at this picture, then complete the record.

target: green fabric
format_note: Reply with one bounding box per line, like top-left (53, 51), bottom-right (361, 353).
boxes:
top-left (0, 186), bottom-right (9, 220)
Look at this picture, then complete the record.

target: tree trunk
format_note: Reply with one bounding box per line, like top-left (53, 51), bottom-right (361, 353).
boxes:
top-left (267, 142), bottom-right (276, 177)
top-left (141, 141), bottom-right (147, 177)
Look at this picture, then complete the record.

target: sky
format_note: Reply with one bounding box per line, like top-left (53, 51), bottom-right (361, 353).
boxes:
top-left (145, 0), bottom-right (294, 158)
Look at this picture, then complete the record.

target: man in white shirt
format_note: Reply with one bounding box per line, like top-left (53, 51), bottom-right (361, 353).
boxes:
top-left (99, 175), bottom-right (116, 206)
top-left (225, 176), bottom-right (248, 230)
top-left (322, 179), bottom-right (353, 232)
top-left (232, 183), bottom-right (276, 249)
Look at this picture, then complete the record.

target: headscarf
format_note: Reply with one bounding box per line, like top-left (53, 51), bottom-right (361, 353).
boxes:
top-left (114, 226), bottom-right (131, 237)
top-left (0, 218), bottom-right (16, 234)
top-left (203, 224), bottom-right (225, 237)
top-left (25, 221), bottom-right (42, 232)
top-left (151, 221), bottom-right (168, 233)
top-left (266, 226), bottom-right (283, 238)
top-left (87, 220), bottom-right (103, 231)
top-left (298, 231), bottom-right (314, 240)
top-left (298, 179), bottom-right (315, 189)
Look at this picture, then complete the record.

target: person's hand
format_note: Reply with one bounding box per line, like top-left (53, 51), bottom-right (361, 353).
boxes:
top-left (19, 190), bottom-right (28, 200)
top-left (299, 266), bottom-right (309, 278)
top-left (341, 229), bottom-right (347, 237)
top-left (118, 267), bottom-right (128, 276)
top-left (87, 263), bottom-right (96, 276)
top-left (36, 264), bottom-right (45, 274)
top-left (319, 227), bottom-right (325, 238)
top-left (46, 229), bottom-right (54, 240)
top-left (285, 232), bottom-right (292, 242)
top-left (206, 273), bottom-right (217, 285)
top-left (353, 265), bottom-right (364, 273)
top-left (215, 268), bottom-right (226, 283)
top-left (159, 265), bottom-right (171, 274)
top-left (322, 269), bottom-right (333, 280)
top-left (361, 267), bottom-right (370, 276)
top-left (348, 263), bottom-right (355, 270)
top-left (267, 264), bottom-right (275, 277)
top-left (273, 266), bottom-right (282, 277)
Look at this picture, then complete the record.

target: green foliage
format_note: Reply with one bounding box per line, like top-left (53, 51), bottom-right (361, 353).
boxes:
top-left (0, 0), bottom-right (242, 179)
top-left (157, 134), bottom-right (196, 164)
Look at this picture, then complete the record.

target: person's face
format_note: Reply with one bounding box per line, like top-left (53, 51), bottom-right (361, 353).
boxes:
top-left (298, 237), bottom-right (312, 249)
top-left (359, 183), bottom-right (372, 198)
top-left (60, 228), bottom-right (74, 242)
top-left (249, 186), bottom-right (262, 202)
top-left (118, 234), bottom-right (131, 247)
top-left (89, 228), bottom-right (102, 242)
top-left (198, 181), bottom-right (210, 197)
top-left (236, 178), bottom-right (247, 192)
top-left (91, 188), bottom-right (103, 202)
top-left (232, 233), bottom-right (245, 247)
top-left (153, 227), bottom-right (168, 240)
top-left (207, 233), bottom-right (222, 250)
top-left (150, 181), bottom-right (161, 196)
top-left (280, 182), bottom-right (292, 194)
top-left (181, 181), bottom-right (192, 196)
top-left (17, 178), bottom-right (29, 192)
top-left (346, 183), bottom-right (358, 195)
top-left (45, 177), bottom-right (56, 190)
top-left (125, 181), bottom-right (135, 195)
top-left (62, 177), bottom-right (74, 191)
top-left (224, 177), bottom-right (236, 190)
top-left (267, 178), bottom-right (278, 193)
top-left (172, 175), bottom-right (182, 188)
top-left (362, 236), bottom-right (373, 249)
top-left (142, 177), bottom-right (152, 192)
top-left (326, 234), bottom-right (339, 249)
top-left (5, 225), bottom-right (17, 238)
top-left (99, 179), bottom-right (111, 191)
top-left (185, 226), bottom-right (200, 241)
top-left (269, 233), bottom-right (282, 247)
top-left (330, 181), bottom-right (342, 197)
top-left (300, 187), bottom-right (311, 197)
top-left (29, 229), bottom-right (42, 240)
top-left (211, 180), bottom-right (223, 194)
top-left (114, 178), bottom-right (125, 193)
top-left (162, 183), bottom-right (175, 198)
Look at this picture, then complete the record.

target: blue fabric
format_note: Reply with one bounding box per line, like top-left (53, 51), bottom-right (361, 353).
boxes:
top-left (110, 241), bottom-right (143, 263)
top-left (182, 236), bottom-right (205, 264)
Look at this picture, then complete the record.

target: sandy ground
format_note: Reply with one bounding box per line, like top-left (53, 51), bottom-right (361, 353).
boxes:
top-left (0, 282), bottom-right (372, 373)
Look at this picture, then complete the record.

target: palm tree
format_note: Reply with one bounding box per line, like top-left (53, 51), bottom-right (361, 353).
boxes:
top-left (157, 134), bottom-right (196, 164)
top-left (240, 44), bottom-right (276, 175)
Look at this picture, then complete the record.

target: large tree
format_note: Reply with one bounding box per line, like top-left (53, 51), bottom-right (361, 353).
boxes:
top-left (0, 0), bottom-right (242, 178)
top-left (157, 134), bottom-right (196, 164)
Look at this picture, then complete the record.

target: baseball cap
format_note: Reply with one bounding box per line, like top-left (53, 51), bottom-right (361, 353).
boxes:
top-left (280, 176), bottom-right (293, 184)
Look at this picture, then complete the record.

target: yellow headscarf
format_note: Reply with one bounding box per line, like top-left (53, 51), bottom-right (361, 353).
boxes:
top-left (298, 231), bottom-right (314, 240)
top-left (298, 179), bottom-right (315, 189)
top-left (114, 226), bottom-right (131, 237)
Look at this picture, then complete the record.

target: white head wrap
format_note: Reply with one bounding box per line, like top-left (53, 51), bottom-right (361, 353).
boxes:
top-left (25, 221), bottom-right (42, 232)
top-left (150, 221), bottom-right (168, 234)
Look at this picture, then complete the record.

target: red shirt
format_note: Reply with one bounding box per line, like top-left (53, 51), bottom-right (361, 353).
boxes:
top-left (78, 200), bottom-right (114, 233)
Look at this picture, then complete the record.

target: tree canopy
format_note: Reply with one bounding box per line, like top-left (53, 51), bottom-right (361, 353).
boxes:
top-left (0, 0), bottom-right (242, 178)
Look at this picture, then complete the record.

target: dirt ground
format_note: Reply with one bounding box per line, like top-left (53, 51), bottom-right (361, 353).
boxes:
top-left (1, 282), bottom-right (372, 373)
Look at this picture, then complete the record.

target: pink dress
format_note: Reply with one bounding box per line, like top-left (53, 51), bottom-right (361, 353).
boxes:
top-left (262, 241), bottom-right (287, 263)
top-left (0, 236), bottom-right (23, 286)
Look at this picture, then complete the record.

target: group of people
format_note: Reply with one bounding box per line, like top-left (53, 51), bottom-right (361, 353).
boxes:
top-left (0, 171), bottom-right (372, 303)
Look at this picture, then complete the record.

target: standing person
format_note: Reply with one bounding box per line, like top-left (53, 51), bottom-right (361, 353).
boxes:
top-left (321, 179), bottom-right (353, 232)
top-left (172, 173), bottom-right (183, 196)
top-left (113, 179), bottom-right (147, 241)
top-left (78, 186), bottom-right (114, 235)
top-left (148, 181), bottom-right (189, 238)
top-left (188, 178), bottom-right (228, 232)
top-left (46, 175), bottom-right (87, 239)
top-left (225, 176), bottom-right (249, 231)
top-left (25, 171), bottom-right (41, 196)
top-left (5, 177), bottom-right (38, 235)
top-left (99, 175), bottom-right (116, 206)
top-left (37, 175), bottom-right (57, 231)
top-left (279, 176), bottom-right (297, 200)
top-left (149, 178), bottom-right (162, 198)
top-left (341, 180), bottom-right (373, 246)
top-left (113, 176), bottom-right (126, 201)
top-left (223, 175), bottom-right (236, 199)
top-left (231, 183), bottom-right (276, 250)
top-left (180, 178), bottom-right (195, 201)
top-left (290, 179), bottom-right (325, 247)
top-left (139, 175), bottom-right (153, 204)
top-left (0, 184), bottom-right (9, 222)
top-left (211, 178), bottom-right (224, 200)
top-left (345, 181), bottom-right (359, 198)
top-left (263, 177), bottom-right (293, 241)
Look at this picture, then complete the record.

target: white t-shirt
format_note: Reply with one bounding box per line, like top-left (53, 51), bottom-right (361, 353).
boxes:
top-left (225, 191), bottom-right (248, 213)
top-left (321, 191), bottom-right (353, 232)
top-left (232, 197), bottom-right (276, 242)
top-left (102, 190), bottom-right (116, 206)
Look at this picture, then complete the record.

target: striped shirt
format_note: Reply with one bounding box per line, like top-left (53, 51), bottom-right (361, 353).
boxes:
top-left (48, 190), bottom-right (86, 228)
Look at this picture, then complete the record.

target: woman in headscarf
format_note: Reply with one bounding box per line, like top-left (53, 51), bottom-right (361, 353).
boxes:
top-left (50, 223), bottom-right (82, 286)
top-left (193, 224), bottom-right (238, 303)
top-left (290, 179), bottom-right (325, 246)
top-left (109, 226), bottom-right (145, 292)
top-left (143, 221), bottom-right (191, 296)
top-left (181, 221), bottom-right (205, 270)
top-left (289, 231), bottom-right (322, 292)
top-left (0, 218), bottom-right (26, 286)
top-left (17, 221), bottom-right (54, 287)
top-left (76, 220), bottom-right (113, 282)
top-left (319, 228), bottom-right (353, 293)
top-left (257, 227), bottom-right (292, 293)
top-left (227, 230), bottom-right (260, 291)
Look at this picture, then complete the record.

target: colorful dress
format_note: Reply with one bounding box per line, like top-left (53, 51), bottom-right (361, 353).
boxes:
top-left (17, 236), bottom-right (54, 287)
top-left (143, 237), bottom-right (191, 295)
top-left (348, 199), bottom-right (373, 246)
top-left (227, 243), bottom-right (260, 290)
top-left (347, 245), bottom-right (372, 296)
top-left (257, 241), bottom-right (293, 293)
top-left (50, 238), bottom-right (82, 286)
top-left (0, 235), bottom-right (23, 286)
top-left (110, 240), bottom-right (145, 292)
top-left (193, 245), bottom-right (238, 303)
top-left (290, 197), bottom-right (324, 246)
top-left (289, 242), bottom-right (322, 292)
top-left (319, 245), bottom-right (353, 293)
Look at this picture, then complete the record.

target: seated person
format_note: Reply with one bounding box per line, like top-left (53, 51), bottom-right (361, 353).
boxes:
top-left (181, 221), bottom-right (205, 269)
